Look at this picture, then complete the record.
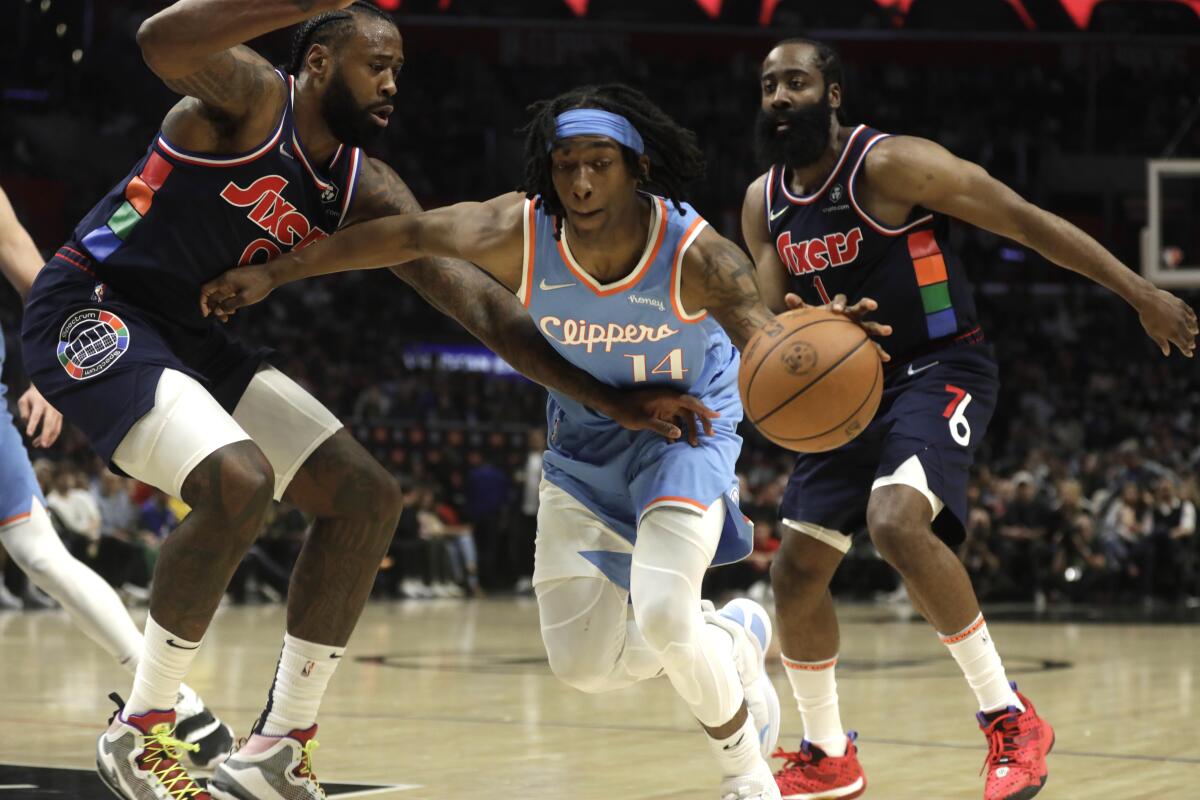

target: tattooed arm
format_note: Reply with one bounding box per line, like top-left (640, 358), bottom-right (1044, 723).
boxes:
top-left (137, 1), bottom-right (348, 150)
top-left (201, 157), bottom-right (716, 439)
top-left (346, 160), bottom-right (719, 438)
top-left (679, 226), bottom-right (781, 350)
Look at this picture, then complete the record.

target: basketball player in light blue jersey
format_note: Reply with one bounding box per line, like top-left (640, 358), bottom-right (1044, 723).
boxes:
top-left (0, 186), bottom-right (236, 768)
top-left (201, 83), bottom-right (861, 800)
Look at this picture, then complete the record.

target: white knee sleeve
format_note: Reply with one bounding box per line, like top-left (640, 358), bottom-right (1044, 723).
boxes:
top-left (631, 503), bottom-right (743, 727)
top-left (536, 576), bottom-right (661, 693)
top-left (1, 502), bottom-right (142, 670)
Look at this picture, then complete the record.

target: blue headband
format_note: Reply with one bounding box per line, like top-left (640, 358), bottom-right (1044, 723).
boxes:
top-left (551, 108), bottom-right (645, 155)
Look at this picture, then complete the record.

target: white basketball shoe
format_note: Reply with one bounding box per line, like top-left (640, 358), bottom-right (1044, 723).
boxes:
top-left (720, 760), bottom-right (784, 800)
top-left (208, 725), bottom-right (325, 800)
top-left (705, 598), bottom-right (783, 759)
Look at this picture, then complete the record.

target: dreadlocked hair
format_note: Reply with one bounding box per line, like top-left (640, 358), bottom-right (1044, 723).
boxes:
top-left (287, 1), bottom-right (395, 75)
top-left (518, 84), bottom-right (706, 239)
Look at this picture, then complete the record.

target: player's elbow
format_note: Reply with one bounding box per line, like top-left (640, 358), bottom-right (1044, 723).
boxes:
top-left (136, 13), bottom-right (184, 79)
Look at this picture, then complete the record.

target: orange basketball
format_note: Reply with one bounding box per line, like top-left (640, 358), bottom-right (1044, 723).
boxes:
top-left (739, 307), bottom-right (883, 453)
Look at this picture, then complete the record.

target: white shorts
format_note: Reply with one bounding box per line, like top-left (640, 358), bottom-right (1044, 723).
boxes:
top-left (532, 480), bottom-right (635, 588)
top-left (112, 367), bottom-right (341, 501)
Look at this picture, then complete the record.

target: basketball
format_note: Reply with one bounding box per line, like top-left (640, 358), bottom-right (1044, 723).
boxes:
top-left (739, 307), bottom-right (883, 453)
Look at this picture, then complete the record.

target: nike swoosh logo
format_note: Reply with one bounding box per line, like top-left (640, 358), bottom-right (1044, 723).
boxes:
top-left (539, 279), bottom-right (576, 291)
top-left (166, 639), bottom-right (200, 651)
top-left (722, 733), bottom-right (745, 751)
top-left (769, 206), bottom-right (788, 222)
top-left (331, 653), bottom-right (343, 659)
top-left (907, 360), bottom-right (940, 377)
top-left (279, 142), bottom-right (293, 160)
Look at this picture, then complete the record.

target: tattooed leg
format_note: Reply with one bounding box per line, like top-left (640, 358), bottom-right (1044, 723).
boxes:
top-left (150, 440), bottom-right (275, 640)
top-left (282, 430), bottom-right (403, 645)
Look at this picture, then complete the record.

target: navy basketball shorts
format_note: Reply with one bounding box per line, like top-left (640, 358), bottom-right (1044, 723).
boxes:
top-left (778, 343), bottom-right (999, 549)
top-left (20, 250), bottom-right (267, 465)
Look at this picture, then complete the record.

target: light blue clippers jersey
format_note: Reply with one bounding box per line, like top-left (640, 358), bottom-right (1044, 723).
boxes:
top-left (0, 326), bottom-right (46, 526)
top-left (520, 194), bottom-right (751, 571)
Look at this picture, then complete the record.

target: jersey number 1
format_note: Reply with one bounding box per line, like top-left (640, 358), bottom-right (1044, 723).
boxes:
top-left (626, 348), bottom-right (687, 382)
top-left (813, 276), bottom-right (832, 305)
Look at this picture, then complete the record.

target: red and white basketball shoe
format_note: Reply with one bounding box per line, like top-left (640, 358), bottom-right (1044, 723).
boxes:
top-left (773, 732), bottom-right (866, 800)
top-left (96, 694), bottom-right (212, 799)
top-left (978, 684), bottom-right (1055, 800)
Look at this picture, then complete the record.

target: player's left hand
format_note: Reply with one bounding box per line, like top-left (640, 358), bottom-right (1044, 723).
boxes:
top-left (603, 388), bottom-right (719, 446)
top-left (785, 292), bottom-right (893, 362)
top-left (17, 384), bottom-right (63, 448)
top-left (1135, 287), bottom-right (1197, 357)
top-left (200, 266), bottom-right (277, 321)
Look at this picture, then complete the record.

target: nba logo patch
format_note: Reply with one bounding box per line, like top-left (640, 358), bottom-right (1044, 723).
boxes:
top-left (91, 283), bottom-right (106, 303)
top-left (56, 309), bottom-right (130, 380)
top-left (302, 660), bottom-right (317, 677)
top-left (320, 185), bottom-right (339, 203)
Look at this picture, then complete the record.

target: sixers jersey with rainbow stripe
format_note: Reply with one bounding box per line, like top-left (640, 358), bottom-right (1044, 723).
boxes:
top-left (764, 124), bottom-right (982, 366)
top-left (519, 194), bottom-right (750, 565)
top-left (69, 70), bottom-right (362, 328)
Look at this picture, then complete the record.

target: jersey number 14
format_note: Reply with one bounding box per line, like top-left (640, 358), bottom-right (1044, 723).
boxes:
top-left (625, 348), bottom-right (687, 382)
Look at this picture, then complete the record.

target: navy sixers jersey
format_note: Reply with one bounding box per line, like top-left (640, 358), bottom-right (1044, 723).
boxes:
top-left (69, 70), bottom-right (362, 328)
top-left (764, 124), bottom-right (981, 365)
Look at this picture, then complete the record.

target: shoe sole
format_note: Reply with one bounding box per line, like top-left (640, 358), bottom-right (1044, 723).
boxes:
top-left (95, 760), bottom-right (127, 800)
top-left (781, 774), bottom-right (867, 800)
top-left (999, 728), bottom-right (1055, 800)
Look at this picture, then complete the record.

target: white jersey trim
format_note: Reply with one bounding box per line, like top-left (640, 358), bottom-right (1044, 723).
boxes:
top-left (558, 195), bottom-right (666, 296)
top-left (778, 124), bottom-right (866, 205)
top-left (336, 148), bottom-right (362, 230)
top-left (670, 217), bottom-right (710, 323)
top-left (847, 133), bottom-right (934, 236)
top-left (517, 198), bottom-right (536, 307)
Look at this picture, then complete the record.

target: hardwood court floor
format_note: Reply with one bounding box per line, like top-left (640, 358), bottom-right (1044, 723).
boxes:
top-left (1, 599), bottom-right (1197, 799)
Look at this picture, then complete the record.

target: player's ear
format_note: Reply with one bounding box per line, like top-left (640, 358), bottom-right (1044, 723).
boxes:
top-left (827, 81), bottom-right (842, 112)
top-left (637, 154), bottom-right (651, 184)
top-left (306, 44), bottom-right (333, 80)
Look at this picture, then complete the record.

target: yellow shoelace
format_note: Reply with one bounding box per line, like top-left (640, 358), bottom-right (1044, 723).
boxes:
top-left (141, 723), bottom-right (205, 799)
top-left (297, 739), bottom-right (327, 798)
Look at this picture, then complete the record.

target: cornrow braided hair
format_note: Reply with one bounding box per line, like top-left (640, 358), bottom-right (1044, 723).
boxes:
top-left (287, 0), bottom-right (395, 75)
top-left (518, 84), bottom-right (707, 239)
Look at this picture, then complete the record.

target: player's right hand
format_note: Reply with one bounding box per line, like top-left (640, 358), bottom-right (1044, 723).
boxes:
top-left (785, 292), bottom-right (893, 362)
top-left (199, 266), bottom-right (277, 321)
top-left (604, 388), bottom-right (719, 447)
top-left (1135, 286), bottom-right (1197, 358)
top-left (17, 384), bottom-right (63, 448)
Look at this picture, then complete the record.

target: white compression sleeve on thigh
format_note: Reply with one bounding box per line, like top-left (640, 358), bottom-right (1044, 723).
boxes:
top-left (631, 502), bottom-right (743, 728)
top-left (536, 576), bottom-right (662, 693)
top-left (1, 501), bottom-right (142, 670)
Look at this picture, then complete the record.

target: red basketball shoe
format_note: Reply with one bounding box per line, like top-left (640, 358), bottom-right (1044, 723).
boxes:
top-left (979, 685), bottom-right (1055, 800)
top-left (773, 732), bottom-right (866, 800)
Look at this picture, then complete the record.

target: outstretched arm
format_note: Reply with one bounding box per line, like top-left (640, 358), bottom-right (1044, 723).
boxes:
top-left (862, 136), bottom-right (1198, 356)
top-left (201, 159), bottom-right (717, 441)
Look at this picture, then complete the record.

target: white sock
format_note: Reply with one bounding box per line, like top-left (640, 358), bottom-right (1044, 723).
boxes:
top-left (941, 613), bottom-right (1023, 713)
top-left (782, 654), bottom-right (846, 757)
top-left (125, 615), bottom-right (202, 716)
top-left (260, 633), bottom-right (345, 736)
top-left (707, 713), bottom-right (764, 779)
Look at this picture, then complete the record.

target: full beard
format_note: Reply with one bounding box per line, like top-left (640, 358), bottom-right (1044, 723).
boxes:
top-left (754, 94), bottom-right (834, 169)
top-left (320, 68), bottom-right (385, 149)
